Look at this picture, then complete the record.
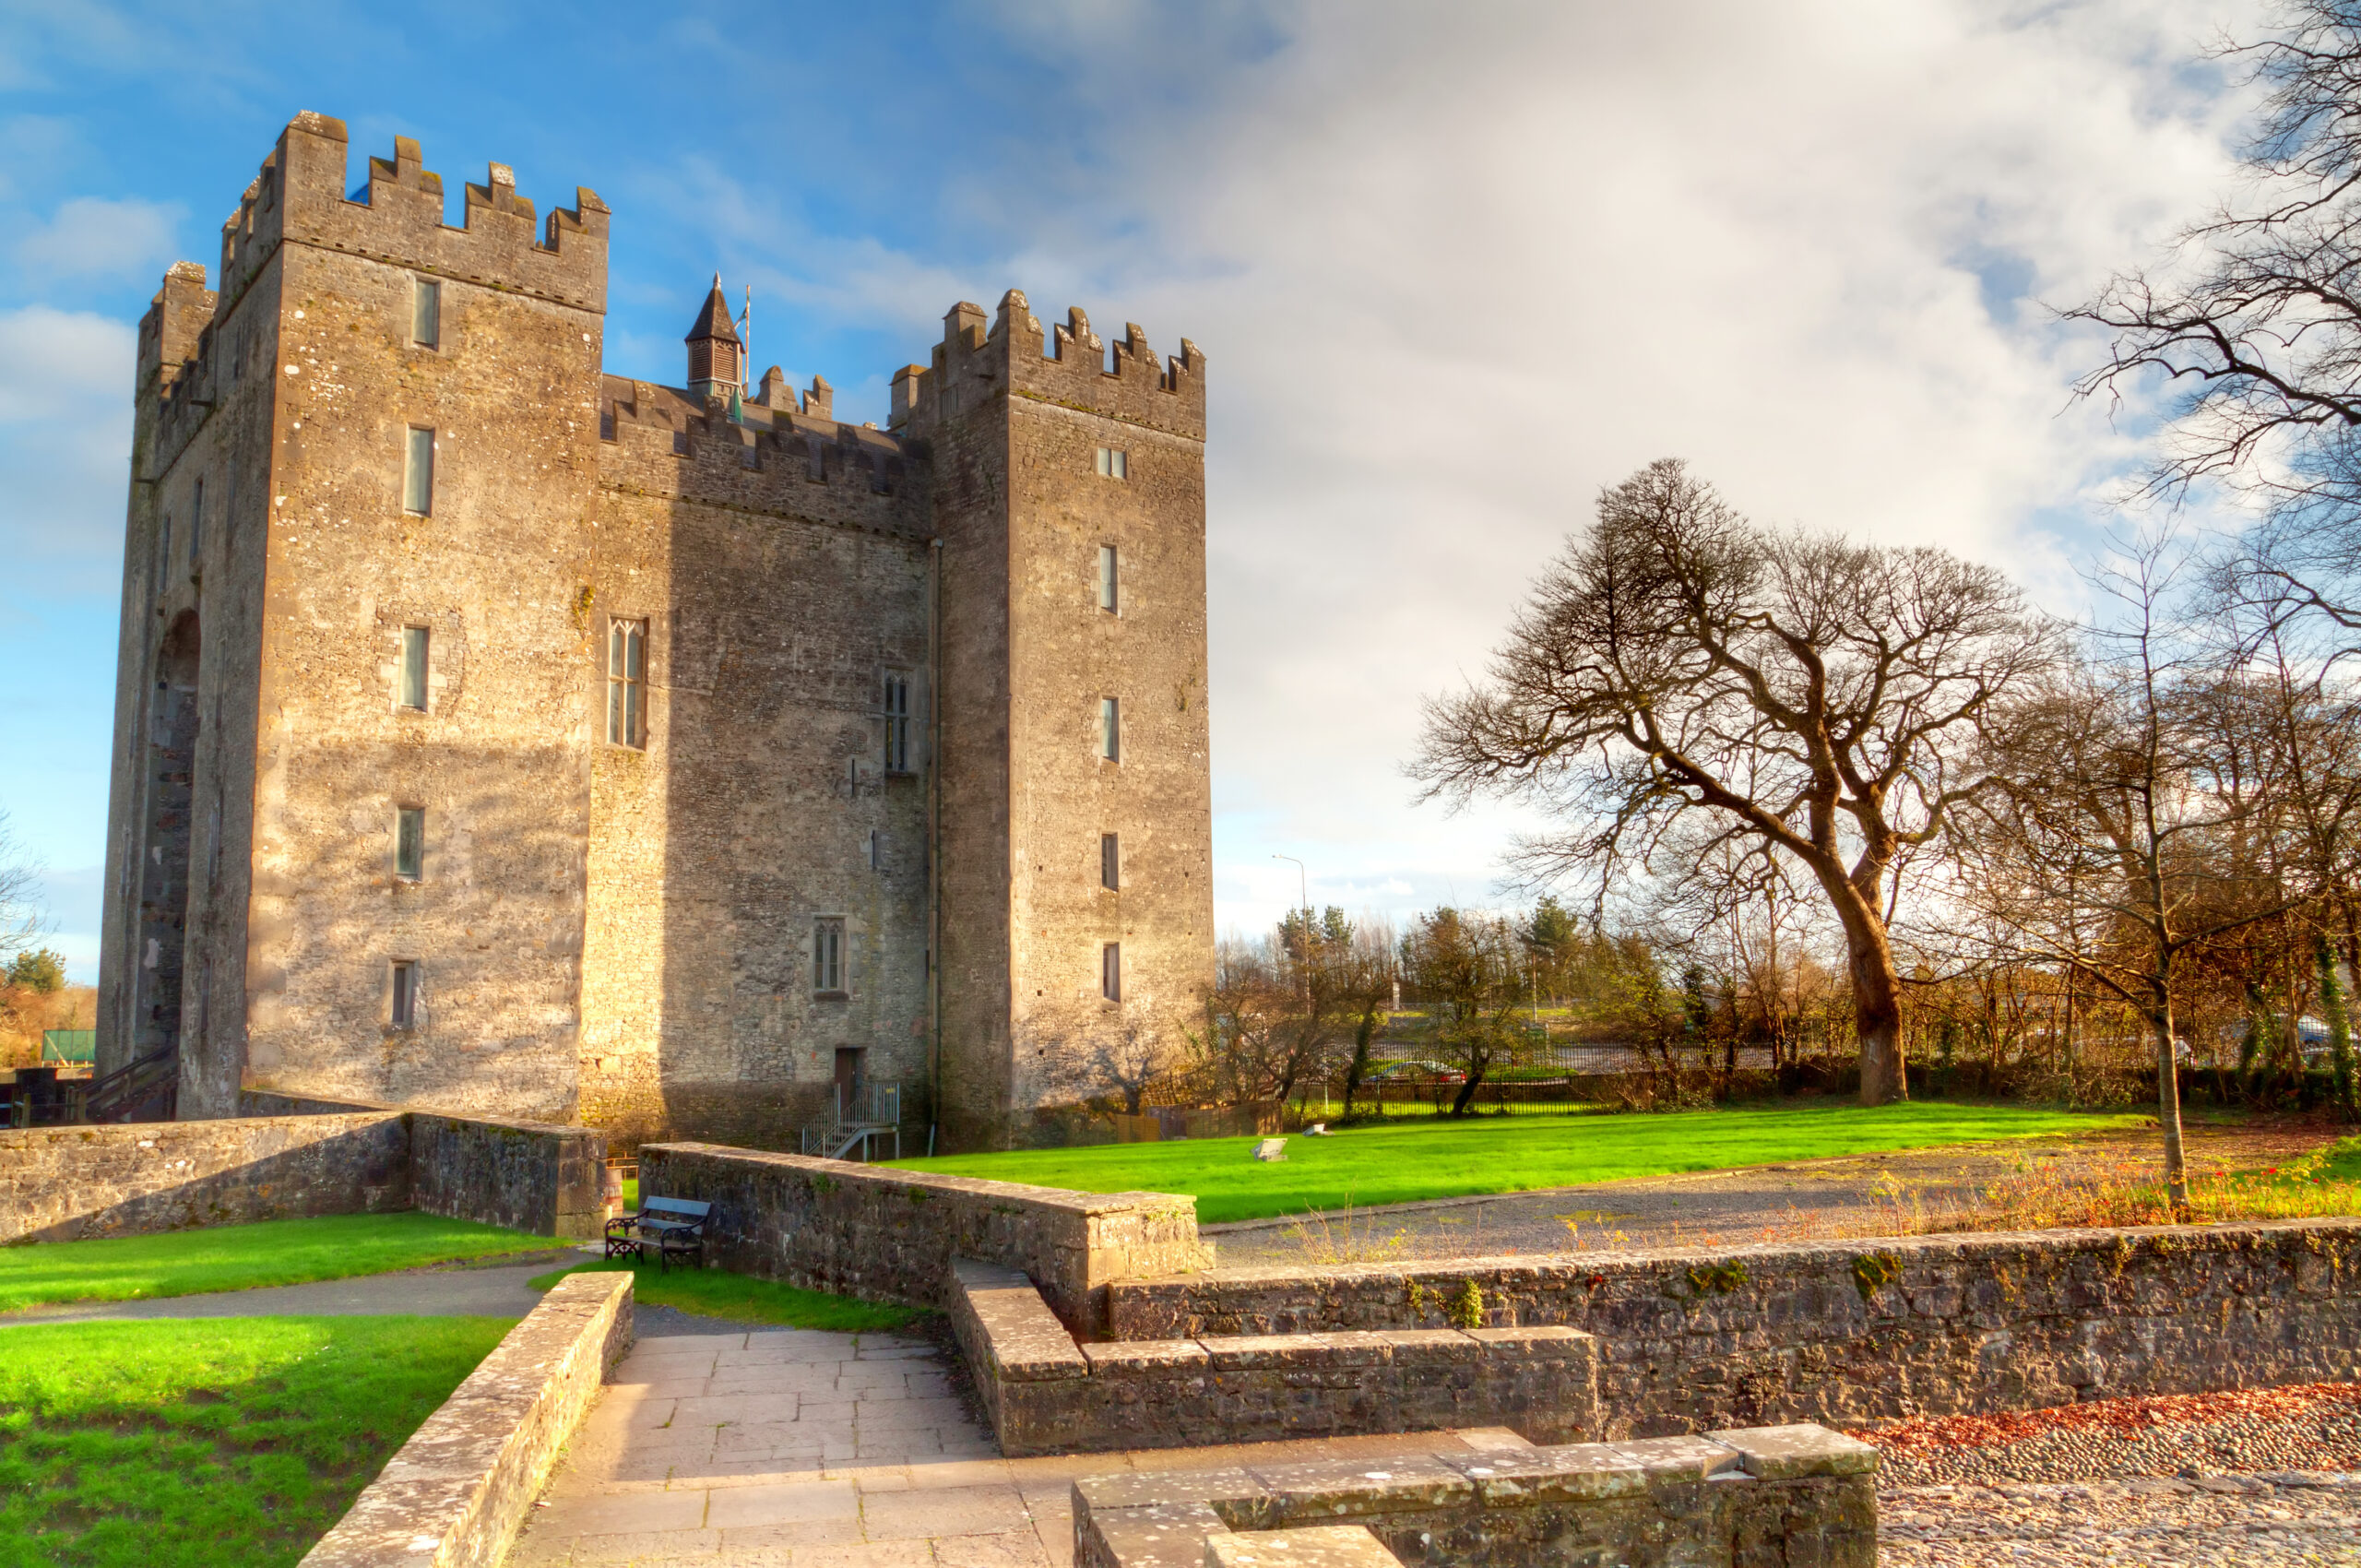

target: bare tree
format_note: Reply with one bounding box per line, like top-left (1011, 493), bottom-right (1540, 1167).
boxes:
top-left (1950, 537), bottom-right (2296, 1207)
top-left (0, 807), bottom-right (48, 967)
top-left (2069, 3), bottom-right (2361, 624)
top-left (1416, 459), bottom-right (2055, 1103)
top-left (1399, 908), bottom-right (1526, 1115)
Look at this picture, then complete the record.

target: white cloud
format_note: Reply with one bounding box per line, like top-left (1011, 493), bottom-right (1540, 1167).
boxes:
top-left (959, 0), bottom-right (2262, 937)
top-left (12, 195), bottom-right (182, 284)
top-left (0, 306), bottom-right (136, 592)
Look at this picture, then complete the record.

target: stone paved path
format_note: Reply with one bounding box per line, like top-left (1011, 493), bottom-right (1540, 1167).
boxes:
top-left (505, 1325), bottom-right (1525, 1568)
top-left (508, 1325), bottom-right (2361, 1567)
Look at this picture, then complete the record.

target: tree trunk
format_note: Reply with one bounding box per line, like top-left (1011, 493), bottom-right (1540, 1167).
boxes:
top-left (1809, 862), bottom-right (1908, 1104)
top-left (2152, 995), bottom-right (2189, 1216)
top-left (1845, 925), bottom-right (1907, 1105)
top-left (1343, 1004), bottom-right (1379, 1121)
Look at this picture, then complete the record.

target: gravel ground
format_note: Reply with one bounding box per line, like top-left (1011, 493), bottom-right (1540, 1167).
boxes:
top-left (1879, 1475), bottom-right (2361, 1564)
top-left (1862, 1383), bottom-right (2361, 1563)
top-left (1204, 1120), bottom-right (2339, 1265)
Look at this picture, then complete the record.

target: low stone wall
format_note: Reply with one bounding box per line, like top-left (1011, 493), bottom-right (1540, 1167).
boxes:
top-left (1108, 1217), bottom-right (2361, 1436)
top-left (410, 1112), bottom-right (605, 1240)
top-left (1072, 1424), bottom-right (1877, 1568)
top-left (245, 1089), bottom-right (606, 1240)
top-left (0, 1113), bottom-right (411, 1242)
top-left (1, 1104), bottom-right (606, 1244)
top-left (301, 1270), bottom-right (634, 1568)
top-left (638, 1141), bottom-right (1209, 1336)
top-left (951, 1258), bottom-right (1599, 1456)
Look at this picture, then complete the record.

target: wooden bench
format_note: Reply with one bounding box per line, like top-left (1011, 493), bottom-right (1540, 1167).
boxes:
top-left (603, 1194), bottom-right (712, 1273)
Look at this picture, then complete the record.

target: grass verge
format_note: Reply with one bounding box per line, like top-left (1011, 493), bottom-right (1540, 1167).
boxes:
top-left (0, 1213), bottom-right (556, 1314)
top-left (1815, 1133), bottom-right (2361, 1238)
top-left (528, 1257), bottom-right (922, 1332)
top-left (888, 1100), bottom-right (2150, 1223)
top-left (0, 1314), bottom-right (511, 1568)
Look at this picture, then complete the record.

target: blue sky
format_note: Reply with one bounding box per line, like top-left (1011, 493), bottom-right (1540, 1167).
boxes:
top-left (0, 0), bottom-right (2259, 980)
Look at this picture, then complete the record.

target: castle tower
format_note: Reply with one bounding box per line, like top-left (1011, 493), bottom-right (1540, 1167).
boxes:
top-left (897, 292), bottom-right (1215, 1149)
top-left (683, 277), bottom-right (742, 405)
top-left (97, 113), bottom-right (611, 1117)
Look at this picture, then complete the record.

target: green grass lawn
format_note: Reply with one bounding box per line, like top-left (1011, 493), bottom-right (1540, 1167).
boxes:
top-left (0, 1213), bottom-right (554, 1314)
top-left (528, 1257), bottom-right (922, 1333)
top-left (0, 1314), bottom-right (511, 1568)
top-left (888, 1100), bottom-right (2151, 1222)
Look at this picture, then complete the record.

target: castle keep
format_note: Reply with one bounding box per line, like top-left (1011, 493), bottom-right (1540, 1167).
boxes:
top-left (94, 112), bottom-right (1215, 1152)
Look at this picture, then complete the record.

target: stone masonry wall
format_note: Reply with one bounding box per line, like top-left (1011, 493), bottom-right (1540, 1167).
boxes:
top-left (0, 1112), bottom-right (409, 1242)
top-left (637, 1140), bottom-right (1208, 1336)
top-left (302, 1270), bottom-right (634, 1568)
top-left (582, 377), bottom-right (931, 1151)
top-left (2, 1103), bottom-right (605, 1241)
top-left (910, 292), bottom-right (1215, 1150)
top-left (1071, 1426), bottom-right (1878, 1568)
top-left (243, 1088), bottom-right (606, 1237)
top-left (1106, 1218), bottom-right (2361, 1437)
top-left (243, 117), bottom-right (606, 1120)
top-left (951, 1258), bottom-right (1599, 1457)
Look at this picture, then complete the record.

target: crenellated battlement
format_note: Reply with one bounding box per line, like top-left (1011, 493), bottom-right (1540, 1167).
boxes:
top-left (890, 288), bottom-right (1205, 440)
top-left (598, 375), bottom-right (922, 524)
top-left (205, 113), bottom-right (607, 318)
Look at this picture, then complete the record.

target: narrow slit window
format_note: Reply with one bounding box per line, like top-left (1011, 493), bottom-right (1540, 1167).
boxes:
top-left (1095, 446), bottom-right (1128, 481)
top-left (403, 426), bottom-right (434, 516)
top-left (607, 619), bottom-right (647, 747)
top-left (399, 626), bottom-right (429, 711)
top-left (883, 673), bottom-right (911, 773)
top-left (411, 277), bottom-right (440, 349)
top-left (813, 918), bottom-right (845, 993)
top-left (155, 517), bottom-right (172, 594)
top-left (395, 807), bottom-right (424, 881)
top-left (390, 960), bottom-right (419, 1028)
top-left (1097, 544), bottom-right (1119, 613)
top-left (1101, 943), bottom-right (1121, 1003)
top-left (189, 478), bottom-right (205, 564)
top-left (1101, 832), bottom-right (1120, 891)
top-left (1098, 696), bottom-right (1120, 763)
top-left (868, 829), bottom-right (884, 871)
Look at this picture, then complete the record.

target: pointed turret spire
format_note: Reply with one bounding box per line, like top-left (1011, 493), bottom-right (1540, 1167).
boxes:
top-left (685, 274), bottom-right (743, 403)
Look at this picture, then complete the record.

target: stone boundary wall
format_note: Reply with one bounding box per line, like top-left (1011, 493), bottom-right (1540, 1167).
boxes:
top-left (1107, 1217), bottom-right (2361, 1437)
top-left (950, 1258), bottom-right (1599, 1457)
top-left (1071, 1423), bottom-right (1876, 1568)
top-left (300, 1270), bottom-right (635, 1568)
top-left (244, 1090), bottom-right (607, 1239)
top-left (2, 1103), bottom-right (605, 1243)
top-left (409, 1112), bottom-right (606, 1240)
top-left (0, 1112), bottom-right (410, 1242)
top-left (638, 1142), bottom-right (1209, 1336)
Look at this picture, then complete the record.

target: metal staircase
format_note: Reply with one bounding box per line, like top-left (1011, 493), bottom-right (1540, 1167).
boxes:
top-left (800, 1081), bottom-right (902, 1160)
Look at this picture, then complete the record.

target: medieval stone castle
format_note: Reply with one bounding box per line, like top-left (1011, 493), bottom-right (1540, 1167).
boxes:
top-left (95, 112), bottom-right (1215, 1152)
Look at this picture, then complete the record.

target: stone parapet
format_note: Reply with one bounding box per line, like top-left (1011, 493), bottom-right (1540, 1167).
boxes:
top-left (1106, 1217), bottom-right (2361, 1436)
top-left (0, 1112), bottom-right (409, 1242)
top-left (3, 1102), bottom-right (606, 1243)
top-left (1073, 1426), bottom-right (1876, 1568)
top-left (950, 1259), bottom-right (1599, 1457)
top-left (300, 1270), bottom-right (634, 1568)
top-left (638, 1142), bottom-right (1209, 1336)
